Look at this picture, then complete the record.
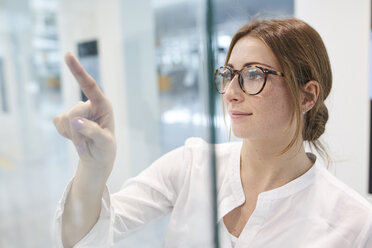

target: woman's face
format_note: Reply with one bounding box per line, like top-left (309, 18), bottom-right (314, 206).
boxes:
top-left (223, 35), bottom-right (295, 141)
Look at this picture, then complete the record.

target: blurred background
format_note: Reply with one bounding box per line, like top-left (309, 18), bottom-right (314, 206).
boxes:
top-left (0, 0), bottom-right (371, 247)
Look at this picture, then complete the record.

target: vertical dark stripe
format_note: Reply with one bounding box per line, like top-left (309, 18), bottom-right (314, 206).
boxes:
top-left (369, 100), bottom-right (372, 193)
top-left (206, 0), bottom-right (220, 247)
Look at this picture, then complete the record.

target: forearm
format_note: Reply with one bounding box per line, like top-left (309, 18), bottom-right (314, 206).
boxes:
top-left (61, 161), bottom-right (109, 247)
top-left (53, 53), bottom-right (117, 247)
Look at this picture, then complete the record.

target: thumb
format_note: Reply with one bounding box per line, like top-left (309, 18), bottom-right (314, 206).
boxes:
top-left (70, 117), bottom-right (111, 145)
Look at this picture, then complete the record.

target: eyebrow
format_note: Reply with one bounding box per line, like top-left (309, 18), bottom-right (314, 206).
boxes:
top-left (226, 62), bottom-right (277, 70)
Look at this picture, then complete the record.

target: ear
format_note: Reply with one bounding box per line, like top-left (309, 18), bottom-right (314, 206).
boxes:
top-left (301, 80), bottom-right (320, 112)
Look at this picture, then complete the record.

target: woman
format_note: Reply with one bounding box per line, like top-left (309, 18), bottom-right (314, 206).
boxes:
top-left (54, 18), bottom-right (372, 247)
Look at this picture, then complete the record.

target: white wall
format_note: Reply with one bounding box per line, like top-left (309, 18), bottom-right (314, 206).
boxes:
top-left (295, 0), bottom-right (372, 202)
top-left (0, 10), bottom-right (21, 164)
top-left (0, 5), bottom-right (43, 165)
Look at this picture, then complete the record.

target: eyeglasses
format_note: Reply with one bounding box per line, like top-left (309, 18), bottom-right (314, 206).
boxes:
top-left (214, 65), bottom-right (285, 95)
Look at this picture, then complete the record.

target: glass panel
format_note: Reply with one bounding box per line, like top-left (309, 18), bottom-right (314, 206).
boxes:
top-left (0, 0), bottom-right (293, 247)
top-left (209, 2), bottom-right (294, 247)
top-left (369, 24), bottom-right (372, 194)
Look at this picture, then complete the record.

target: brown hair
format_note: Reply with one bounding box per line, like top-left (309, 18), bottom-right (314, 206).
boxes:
top-left (225, 18), bottom-right (332, 163)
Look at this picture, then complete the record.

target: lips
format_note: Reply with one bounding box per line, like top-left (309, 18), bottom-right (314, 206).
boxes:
top-left (230, 111), bottom-right (253, 119)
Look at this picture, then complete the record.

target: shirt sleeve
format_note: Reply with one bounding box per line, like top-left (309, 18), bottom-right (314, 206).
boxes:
top-left (54, 181), bottom-right (114, 248)
top-left (54, 145), bottom-right (190, 248)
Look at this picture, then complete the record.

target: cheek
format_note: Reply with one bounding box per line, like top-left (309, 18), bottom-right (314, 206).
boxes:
top-left (256, 86), bottom-right (294, 130)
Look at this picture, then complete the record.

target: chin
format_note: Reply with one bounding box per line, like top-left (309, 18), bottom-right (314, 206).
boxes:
top-left (231, 126), bottom-right (254, 139)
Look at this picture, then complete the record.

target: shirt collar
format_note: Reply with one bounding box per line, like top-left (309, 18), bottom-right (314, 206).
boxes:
top-left (219, 142), bottom-right (319, 220)
top-left (256, 152), bottom-right (318, 201)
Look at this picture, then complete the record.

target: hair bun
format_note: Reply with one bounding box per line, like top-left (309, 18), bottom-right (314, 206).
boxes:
top-left (304, 103), bottom-right (328, 141)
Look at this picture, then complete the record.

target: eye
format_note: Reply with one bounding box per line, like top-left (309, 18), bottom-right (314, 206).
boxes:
top-left (243, 68), bottom-right (264, 80)
top-left (219, 68), bottom-right (232, 79)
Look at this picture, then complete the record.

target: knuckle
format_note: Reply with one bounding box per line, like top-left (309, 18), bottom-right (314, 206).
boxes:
top-left (65, 112), bottom-right (73, 121)
top-left (69, 101), bottom-right (84, 112)
top-left (104, 131), bottom-right (114, 143)
top-left (74, 101), bottom-right (85, 109)
top-left (85, 79), bottom-right (97, 91)
top-left (105, 99), bottom-right (113, 110)
top-left (55, 123), bottom-right (68, 137)
top-left (52, 115), bottom-right (59, 125)
top-left (54, 113), bottom-right (67, 127)
top-left (53, 112), bottom-right (73, 139)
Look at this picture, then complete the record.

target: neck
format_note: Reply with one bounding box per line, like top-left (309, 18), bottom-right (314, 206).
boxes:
top-left (240, 137), bottom-right (314, 193)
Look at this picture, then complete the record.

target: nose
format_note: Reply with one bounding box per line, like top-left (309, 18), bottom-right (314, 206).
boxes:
top-left (223, 74), bottom-right (244, 103)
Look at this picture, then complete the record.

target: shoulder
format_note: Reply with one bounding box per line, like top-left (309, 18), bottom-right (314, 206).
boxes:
top-left (148, 137), bottom-right (238, 173)
top-left (184, 137), bottom-right (209, 149)
top-left (316, 165), bottom-right (372, 211)
top-left (311, 164), bottom-right (372, 241)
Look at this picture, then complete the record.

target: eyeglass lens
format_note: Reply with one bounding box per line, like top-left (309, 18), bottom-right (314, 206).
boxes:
top-left (215, 67), bottom-right (265, 94)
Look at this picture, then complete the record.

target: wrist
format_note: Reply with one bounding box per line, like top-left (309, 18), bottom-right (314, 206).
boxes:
top-left (72, 161), bottom-right (110, 199)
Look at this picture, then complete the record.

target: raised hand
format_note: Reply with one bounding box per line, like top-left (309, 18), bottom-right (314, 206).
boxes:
top-left (53, 53), bottom-right (116, 173)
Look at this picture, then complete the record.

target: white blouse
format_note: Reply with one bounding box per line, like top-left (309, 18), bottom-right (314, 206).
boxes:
top-left (54, 137), bottom-right (372, 248)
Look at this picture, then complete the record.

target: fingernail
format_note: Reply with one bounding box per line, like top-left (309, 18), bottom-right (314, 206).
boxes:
top-left (71, 118), bottom-right (84, 129)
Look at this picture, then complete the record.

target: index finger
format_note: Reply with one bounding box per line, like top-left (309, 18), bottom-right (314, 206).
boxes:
top-left (65, 52), bottom-right (105, 103)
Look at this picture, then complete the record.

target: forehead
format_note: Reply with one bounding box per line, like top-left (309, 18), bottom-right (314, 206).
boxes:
top-left (228, 35), bottom-right (281, 71)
